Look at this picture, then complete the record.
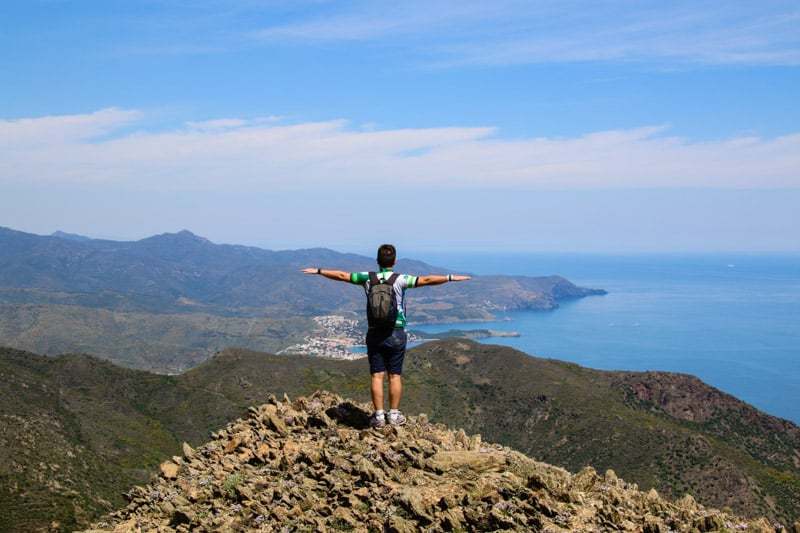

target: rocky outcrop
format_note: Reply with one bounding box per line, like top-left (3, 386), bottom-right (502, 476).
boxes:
top-left (614, 371), bottom-right (800, 475)
top-left (82, 391), bottom-right (792, 533)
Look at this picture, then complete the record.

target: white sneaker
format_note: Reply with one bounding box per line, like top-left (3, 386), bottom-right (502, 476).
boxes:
top-left (388, 411), bottom-right (407, 426)
top-left (369, 412), bottom-right (386, 428)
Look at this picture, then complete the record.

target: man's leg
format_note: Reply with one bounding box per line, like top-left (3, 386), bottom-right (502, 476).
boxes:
top-left (370, 371), bottom-right (385, 411)
top-left (386, 328), bottom-right (407, 425)
top-left (388, 373), bottom-right (402, 409)
top-left (366, 328), bottom-right (387, 412)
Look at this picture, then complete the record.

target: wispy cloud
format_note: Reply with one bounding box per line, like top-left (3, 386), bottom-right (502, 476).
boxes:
top-left (0, 108), bottom-right (142, 147)
top-left (254, 1), bottom-right (800, 67)
top-left (2, 108), bottom-right (798, 190)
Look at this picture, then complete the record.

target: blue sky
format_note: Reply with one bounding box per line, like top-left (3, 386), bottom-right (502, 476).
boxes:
top-left (1, 1), bottom-right (799, 252)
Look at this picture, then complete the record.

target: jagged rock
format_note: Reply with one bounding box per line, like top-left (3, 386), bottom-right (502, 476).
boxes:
top-left (223, 436), bottom-right (240, 453)
top-left (427, 450), bottom-right (504, 473)
top-left (643, 517), bottom-right (666, 533)
top-left (693, 513), bottom-right (726, 531)
top-left (158, 461), bottom-right (179, 479)
top-left (181, 442), bottom-right (194, 459)
top-left (81, 391), bottom-right (780, 533)
top-left (263, 404), bottom-right (288, 436)
top-left (395, 487), bottom-right (436, 523)
top-left (441, 507), bottom-right (466, 529)
top-left (748, 517), bottom-right (777, 533)
top-left (677, 493), bottom-right (699, 510)
top-left (386, 515), bottom-right (417, 533)
top-left (571, 465), bottom-right (599, 491)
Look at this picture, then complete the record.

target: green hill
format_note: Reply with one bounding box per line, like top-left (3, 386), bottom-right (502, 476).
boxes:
top-left (1, 341), bottom-right (798, 531)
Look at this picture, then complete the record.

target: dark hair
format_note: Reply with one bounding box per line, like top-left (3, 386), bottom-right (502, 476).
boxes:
top-left (377, 244), bottom-right (396, 268)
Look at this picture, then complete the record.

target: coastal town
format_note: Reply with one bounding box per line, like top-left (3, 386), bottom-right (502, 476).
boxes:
top-left (278, 315), bottom-right (366, 359)
top-left (278, 315), bottom-right (521, 359)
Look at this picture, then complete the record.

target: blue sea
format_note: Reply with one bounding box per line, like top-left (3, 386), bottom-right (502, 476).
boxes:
top-left (407, 253), bottom-right (800, 424)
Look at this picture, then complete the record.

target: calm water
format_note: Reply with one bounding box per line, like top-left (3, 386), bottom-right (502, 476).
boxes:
top-left (408, 253), bottom-right (800, 424)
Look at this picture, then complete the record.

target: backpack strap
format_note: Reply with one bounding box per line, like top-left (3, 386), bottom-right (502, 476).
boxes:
top-left (369, 272), bottom-right (399, 286)
top-left (368, 271), bottom-right (380, 286)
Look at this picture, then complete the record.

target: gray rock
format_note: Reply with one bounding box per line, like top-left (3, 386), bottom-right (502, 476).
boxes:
top-left (80, 391), bottom-right (777, 533)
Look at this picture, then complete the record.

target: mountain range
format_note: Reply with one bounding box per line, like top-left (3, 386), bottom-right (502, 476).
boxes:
top-left (2, 341), bottom-right (798, 531)
top-left (0, 226), bottom-right (604, 371)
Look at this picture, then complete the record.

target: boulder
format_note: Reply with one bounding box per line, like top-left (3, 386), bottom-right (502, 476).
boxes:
top-left (158, 461), bottom-right (179, 479)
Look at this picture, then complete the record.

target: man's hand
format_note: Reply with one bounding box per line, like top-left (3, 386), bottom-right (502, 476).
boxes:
top-left (450, 275), bottom-right (471, 282)
top-left (300, 267), bottom-right (319, 275)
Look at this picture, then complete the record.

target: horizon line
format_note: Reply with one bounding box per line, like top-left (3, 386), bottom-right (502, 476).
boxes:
top-left (4, 224), bottom-right (799, 256)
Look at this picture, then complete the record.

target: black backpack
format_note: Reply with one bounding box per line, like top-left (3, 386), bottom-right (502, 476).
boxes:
top-left (366, 272), bottom-right (399, 329)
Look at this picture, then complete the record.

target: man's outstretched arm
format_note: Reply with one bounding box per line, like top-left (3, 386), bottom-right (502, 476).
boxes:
top-left (415, 274), bottom-right (471, 287)
top-left (300, 268), bottom-right (351, 282)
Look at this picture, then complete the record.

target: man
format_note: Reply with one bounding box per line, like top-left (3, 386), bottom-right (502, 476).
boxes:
top-left (302, 244), bottom-right (471, 428)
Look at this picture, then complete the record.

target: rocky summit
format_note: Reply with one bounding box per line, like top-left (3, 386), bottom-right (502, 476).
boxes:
top-left (83, 392), bottom-right (795, 533)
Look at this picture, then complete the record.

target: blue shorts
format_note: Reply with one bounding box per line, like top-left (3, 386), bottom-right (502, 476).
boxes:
top-left (366, 328), bottom-right (407, 375)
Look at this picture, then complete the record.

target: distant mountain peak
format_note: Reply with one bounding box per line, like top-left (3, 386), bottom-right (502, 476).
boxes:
top-left (140, 229), bottom-right (211, 244)
top-left (174, 229), bottom-right (210, 242)
top-left (51, 230), bottom-right (92, 242)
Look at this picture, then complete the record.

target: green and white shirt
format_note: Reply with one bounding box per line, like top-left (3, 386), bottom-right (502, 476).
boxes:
top-left (350, 267), bottom-right (418, 328)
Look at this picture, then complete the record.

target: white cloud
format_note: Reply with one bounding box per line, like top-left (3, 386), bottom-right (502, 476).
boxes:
top-left (255, 1), bottom-right (800, 67)
top-left (0, 108), bottom-right (141, 147)
top-left (185, 116), bottom-right (282, 131)
top-left (1, 108), bottom-right (799, 190)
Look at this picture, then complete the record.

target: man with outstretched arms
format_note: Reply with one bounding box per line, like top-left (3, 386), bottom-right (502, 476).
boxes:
top-left (302, 244), bottom-right (471, 428)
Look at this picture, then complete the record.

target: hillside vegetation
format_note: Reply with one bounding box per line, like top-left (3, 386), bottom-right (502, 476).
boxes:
top-left (1, 341), bottom-right (798, 531)
top-left (0, 304), bottom-right (314, 372)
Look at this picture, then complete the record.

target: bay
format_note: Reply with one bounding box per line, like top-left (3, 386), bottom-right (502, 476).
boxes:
top-left (408, 252), bottom-right (800, 424)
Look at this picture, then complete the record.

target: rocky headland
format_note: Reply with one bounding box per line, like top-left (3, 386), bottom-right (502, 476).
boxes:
top-left (411, 328), bottom-right (521, 340)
